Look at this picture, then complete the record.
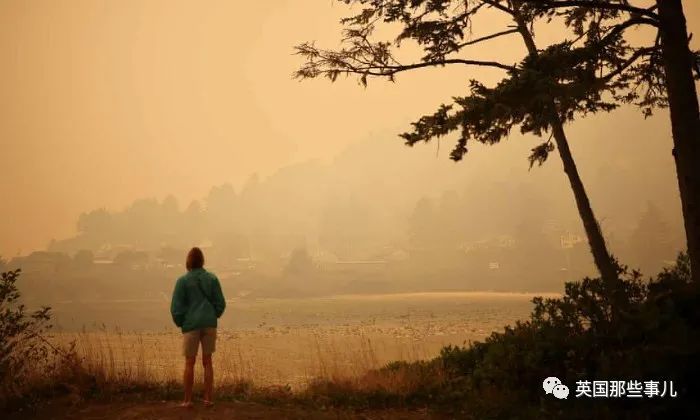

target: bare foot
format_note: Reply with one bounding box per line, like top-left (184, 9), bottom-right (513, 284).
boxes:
top-left (179, 401), bottom-right (194, 408)
top-left (203, 400), bottom-right (214, 408)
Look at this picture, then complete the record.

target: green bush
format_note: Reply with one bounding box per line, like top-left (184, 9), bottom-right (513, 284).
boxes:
top-left (431, 254), bottom-right (699, 419)
top-left (0, 269), bottom-right (55, 407)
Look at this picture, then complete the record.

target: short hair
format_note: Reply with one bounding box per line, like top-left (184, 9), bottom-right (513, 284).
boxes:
top-left (186, 247), bottom-right (205, 271)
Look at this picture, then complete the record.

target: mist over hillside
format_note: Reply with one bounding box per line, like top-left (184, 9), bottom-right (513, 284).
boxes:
top-left (2, 131), bottom-right (685, 302)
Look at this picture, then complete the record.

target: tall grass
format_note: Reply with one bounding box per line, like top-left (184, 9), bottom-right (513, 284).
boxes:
top-left (5, 291), bottom-right (528, 410)
top-left (35, 326), bottom-right (445, 406)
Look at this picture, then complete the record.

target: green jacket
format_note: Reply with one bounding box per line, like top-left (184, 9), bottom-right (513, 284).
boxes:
top-left (170, 268), bottom-right (226, 333)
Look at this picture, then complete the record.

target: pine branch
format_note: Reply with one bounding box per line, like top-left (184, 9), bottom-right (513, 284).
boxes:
top-left (481, 0), bottom-right (517, 16)
top-left (456, 28), bottom-right (520, 49)
top-left (372, 58), bottom-right (517, 74)
top-left (529, 0), bottom-right (659, 20)
top-left (600, 46), bottom-right (659, 82)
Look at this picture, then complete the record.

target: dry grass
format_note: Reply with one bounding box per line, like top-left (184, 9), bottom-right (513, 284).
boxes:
top-left (2, 327), bottom-right (448, 411)
top-left (5, 292), bottom-right (537, 410)
top-left (4, 331), bottom-right (448, 414)
top-left (48, 324), bottom-right (464, 390)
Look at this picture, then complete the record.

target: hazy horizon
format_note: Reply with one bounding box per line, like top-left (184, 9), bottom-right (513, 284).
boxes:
top-left (2, 0), bottom-right (697, 265)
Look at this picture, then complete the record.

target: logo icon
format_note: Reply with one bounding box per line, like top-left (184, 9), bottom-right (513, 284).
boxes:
top-left (543, 377), bottom-right (569, 399)
top-left (553, 383), bottom-right (570, 399)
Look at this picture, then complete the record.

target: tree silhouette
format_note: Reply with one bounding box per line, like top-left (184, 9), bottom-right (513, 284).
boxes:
top-left (77, 208), bottom-right (112, 237)
top-left (295, 0), bottom-right (622, 280)
top-left (285, 247), bottom-right (316, 276)
top-left (519, 0), bottom-right (700, 282)
top-left (408, 197), bottom-right (437, 251)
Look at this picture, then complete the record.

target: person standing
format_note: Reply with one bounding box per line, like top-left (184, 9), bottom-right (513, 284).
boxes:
top-left (170, 247), bottom-right (226, 408)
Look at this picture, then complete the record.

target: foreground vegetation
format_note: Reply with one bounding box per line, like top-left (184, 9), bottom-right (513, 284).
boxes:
top-left (301, 255), bottom-right (699, 418)
top-left (2, 256), bottom-right (698, 418)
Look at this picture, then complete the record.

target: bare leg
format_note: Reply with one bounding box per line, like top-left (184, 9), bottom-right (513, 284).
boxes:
top-left (202, 353), bottom-right (214, 404)
top-left (183, 356), bottom-right (196, 406)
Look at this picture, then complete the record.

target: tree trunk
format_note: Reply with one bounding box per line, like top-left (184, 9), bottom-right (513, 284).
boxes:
top-left (512, 2), bottom-right (617, 281)
top-left (656, 0), bottom-right (700, 283)
top-left (549, 115), bottom-right (618, 282)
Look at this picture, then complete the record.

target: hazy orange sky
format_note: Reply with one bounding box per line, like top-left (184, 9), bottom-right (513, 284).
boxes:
top-left (1, 0), bottom-right (698, 257)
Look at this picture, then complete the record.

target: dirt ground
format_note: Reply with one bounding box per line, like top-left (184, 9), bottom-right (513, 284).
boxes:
top-left (7, 399), bottom-right (450, 420)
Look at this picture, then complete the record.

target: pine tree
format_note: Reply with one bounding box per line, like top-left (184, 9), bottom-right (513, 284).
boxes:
top-left (295, 0), bottom-right (625, 280)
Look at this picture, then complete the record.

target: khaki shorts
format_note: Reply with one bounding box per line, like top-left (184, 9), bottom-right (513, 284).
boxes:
top-left (182, 327), bottom-right (217, 358)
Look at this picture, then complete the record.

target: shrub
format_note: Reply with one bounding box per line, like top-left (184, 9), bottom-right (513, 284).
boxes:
top-left (431, 254), bottom-right (699, 418)
top-left (0, 269), bottom-right (56, 407)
